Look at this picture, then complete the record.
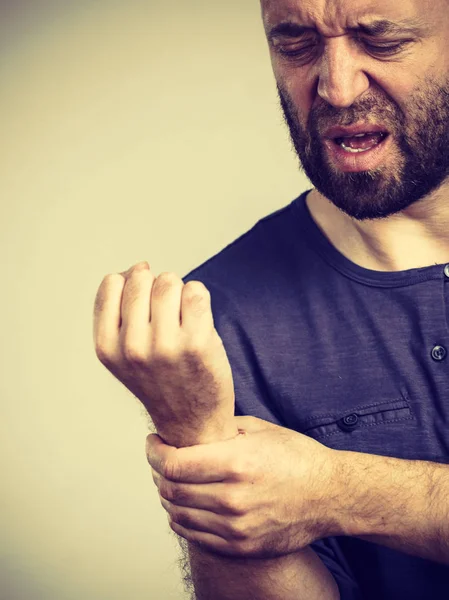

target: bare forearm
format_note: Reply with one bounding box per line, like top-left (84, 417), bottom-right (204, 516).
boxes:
top-left (335, 450), bottom-right (449, 565)
top-left (158, 419), bottom-right (339, 600)
top-left (186, 542), bottom-right (339, 600)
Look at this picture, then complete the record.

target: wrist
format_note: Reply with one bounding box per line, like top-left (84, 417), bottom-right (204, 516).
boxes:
top-left (156, 415), bottom-right (239, 448)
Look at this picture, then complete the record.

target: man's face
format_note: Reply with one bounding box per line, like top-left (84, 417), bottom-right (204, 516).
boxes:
top-left (261, 0), bottom-right (449, 221)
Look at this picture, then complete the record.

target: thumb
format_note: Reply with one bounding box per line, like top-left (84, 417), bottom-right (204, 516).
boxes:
top-left (145, 433), bottom-right (175, 473)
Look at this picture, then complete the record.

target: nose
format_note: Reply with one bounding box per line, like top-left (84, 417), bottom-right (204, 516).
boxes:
top-left (316, 37), bottom-right (370, 108)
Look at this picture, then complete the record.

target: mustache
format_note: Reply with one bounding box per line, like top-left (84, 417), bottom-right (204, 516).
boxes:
top-left (309, 104), bottom-right (402, 137)
top-left (277, 84), bottom-right (403, 136)
top-left (307, 97), bottom-right (406, 135)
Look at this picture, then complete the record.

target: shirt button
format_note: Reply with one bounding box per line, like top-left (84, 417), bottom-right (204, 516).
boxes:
top-left (338, 413), bottom-right (359, 432)
top-left (431, 345), bottom-right (447, 361)
top-left (444, 265), bottom-right (449, 278)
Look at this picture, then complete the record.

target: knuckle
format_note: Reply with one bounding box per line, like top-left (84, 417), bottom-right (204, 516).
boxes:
top-left (185, 295), bottom-right (209, 317)
top-left (163, 458), bottom-right (181, 482)
top-left (175, 485), bottom-right (191, 504)
top-left (158, 271), bottom-right (179, 281)
top-left (231, 519), bottom-right (249, 542)
top-left (123, 278), bottom-right (142, 301)
top-left (160, 480), bottom-right (174, 502)
top-left (95, 345), bottom-right (121, 371)
top-left (161, 482), bottom-right (188, 505)
top-left (105, 273), bottom-right (127, 291)
top-left (94, 275), bottom-right (121, 313)
top-left (169, 519), bottom-right (181, 535)
top-left (151, 342), bottom-right (179, 364)
top-left (131, 265), bottom-right (152, 277)
top-left (221, 490), bottom-right (243, 515)
top-left (153, 272), bottom-right (180, 295)
top-left (167, 505), bottom-right (178, 523)
top-left (183, 282), bottom-right (210, 315)
top-left (122, 343), bottom-right (147, 364)
top-left (164, 482), bottom-right (177, 504)
top-left (182, 337), bottom-right (207, 359)
top-left (104, 272), bottom-right (122, 282)
top-left (176, 511), bottom-right (194, 530)
top-left (94, 343), bottom-right (111, 364)
top-left (230, 457), bottom-right (248, 480)
top-left (183, 280), bottom-right (210, 296)
top-left (151, 469), bottom-right (160, 487)
top-left (238, 539), bottom-right (256, 557)
top-left (169, 485), bottom-right (186, 504)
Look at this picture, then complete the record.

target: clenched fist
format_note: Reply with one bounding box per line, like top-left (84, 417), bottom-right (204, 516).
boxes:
top-left (93, 261), bottom-right (239, 447)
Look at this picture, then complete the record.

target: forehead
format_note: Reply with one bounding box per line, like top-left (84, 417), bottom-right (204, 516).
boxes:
top-left (261, 0), bottom-right (432, 35)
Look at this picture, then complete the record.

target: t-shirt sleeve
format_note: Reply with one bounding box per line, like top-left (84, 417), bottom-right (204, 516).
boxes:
top-left (182, 277), bottom-right (363, 599)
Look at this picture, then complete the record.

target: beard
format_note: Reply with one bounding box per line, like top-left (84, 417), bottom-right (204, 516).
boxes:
top-left (277, 77), bottom-right (449, 221)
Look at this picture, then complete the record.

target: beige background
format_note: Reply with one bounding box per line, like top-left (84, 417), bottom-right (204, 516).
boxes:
top-left (0, 1), bottom-right (310, 598)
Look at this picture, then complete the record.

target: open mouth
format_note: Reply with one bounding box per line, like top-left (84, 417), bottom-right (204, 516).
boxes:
top-left (333, 131), bottom-right (389, 153)
top-left (323, 129), bottom-right (393, 172)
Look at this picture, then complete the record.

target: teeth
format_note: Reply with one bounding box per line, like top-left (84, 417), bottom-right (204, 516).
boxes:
top-left (342, 133), bottom-right (371, 139)
top-left (341, 143), bottom-right (371, 153)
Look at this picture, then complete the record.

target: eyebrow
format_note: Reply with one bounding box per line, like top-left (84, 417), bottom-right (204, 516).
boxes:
top-left (267, 18), bottom-right (424, 41)
top-left (356, 19), bottom-right (424, 36)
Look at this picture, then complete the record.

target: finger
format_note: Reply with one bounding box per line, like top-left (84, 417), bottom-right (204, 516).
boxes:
top-left (93, 273), bottom-right (126, 361)
top-left (150, 272), bottom-right (183, 343)
top-left (160, 478), bottom-right (236, 513)
top-left (119, 261), bottom-right (150, 278)
top-left (147, 434), bottom-right (244, 483)
top-left (120, 263), bottom-right (156, 349)
top-left (151, 468), bottom-right (161, 489)
top-left (168, 520), bottom-right (238, 558)
top-left (160, 497), bottom-right (233, 539)
top-left (146, 433), bottom-right (176, 474)
top-left (180, 281), bottom-right (214, 335)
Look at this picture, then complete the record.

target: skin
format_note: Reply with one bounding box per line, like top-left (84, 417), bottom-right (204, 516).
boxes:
top-left (93, 262), bottom-right (238, 448)
top-left (94, 265), bottom-right (339, 595)
top-left (261, 0), bottom-right (449, 271)
top-left (94, 1), bottom-right (449, 594)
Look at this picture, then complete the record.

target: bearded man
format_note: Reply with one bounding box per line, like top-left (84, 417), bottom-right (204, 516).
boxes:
top-left (94, 1), bottom-right (449, 598)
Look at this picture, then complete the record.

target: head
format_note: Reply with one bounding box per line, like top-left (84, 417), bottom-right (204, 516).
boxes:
top-left (260, 0), bottom-right (449, 221)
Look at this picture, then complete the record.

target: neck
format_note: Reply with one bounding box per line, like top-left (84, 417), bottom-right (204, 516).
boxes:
top-left (306, 184), bottom-right (449, 272)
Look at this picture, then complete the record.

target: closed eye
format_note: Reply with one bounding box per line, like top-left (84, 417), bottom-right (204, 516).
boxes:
top-left (363, 40), bottom-right (410, 55)
top-left (276, 44), bottom-right (318, 58)
top-left (275, 39), bottom-right (411, 60)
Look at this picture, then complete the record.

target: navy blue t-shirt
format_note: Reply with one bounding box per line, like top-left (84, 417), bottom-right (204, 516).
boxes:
top-left (182, 189), bottom-right (449, 599)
